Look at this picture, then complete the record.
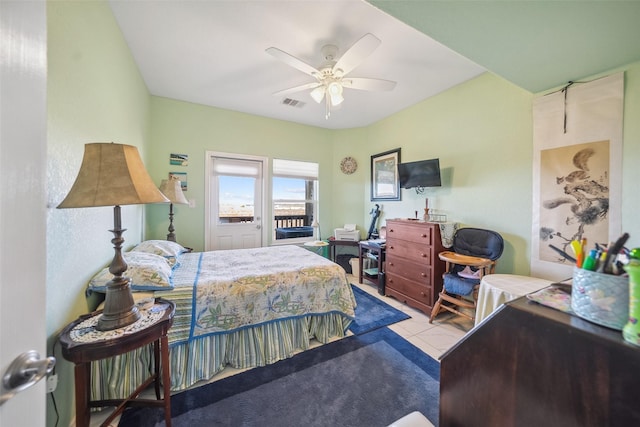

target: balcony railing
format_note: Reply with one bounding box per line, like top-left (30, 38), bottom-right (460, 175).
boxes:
top-left (274, 215), bottom-right (310, 228)
top-left (218, 215), bottom-right (311, 228)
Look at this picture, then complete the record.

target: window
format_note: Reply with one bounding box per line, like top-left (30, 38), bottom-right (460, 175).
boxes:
top-left (272, 159), bottom-right (319, 242)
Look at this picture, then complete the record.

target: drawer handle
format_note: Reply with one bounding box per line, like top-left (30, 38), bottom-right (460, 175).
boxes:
top-left (421, 234), bottom-right (427, 238)
top-left (389, 229), bottom-right (394, 233)
top-left (421, 272), bottom-right (426, 277)
top-left (420, 291), bottom-right (426, 296)
top-left (421, 253), bottom-right (427, 257)
top-left (389, 246), bottom-right (394, 250)
top-left (389, 262), bottom-right (394, 267)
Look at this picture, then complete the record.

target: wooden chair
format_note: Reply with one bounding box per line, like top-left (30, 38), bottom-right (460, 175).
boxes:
top-left (429, 228), bottom-right (504, 323)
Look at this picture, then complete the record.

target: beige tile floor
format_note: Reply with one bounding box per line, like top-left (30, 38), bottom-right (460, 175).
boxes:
top-left (352, 277), bottom-right (474, 361)
top-left (90, 275), bottom-right (473, 426)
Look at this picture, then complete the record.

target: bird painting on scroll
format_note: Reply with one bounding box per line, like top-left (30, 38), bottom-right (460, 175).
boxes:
top-left (538, 140), bottom-right (609, 264)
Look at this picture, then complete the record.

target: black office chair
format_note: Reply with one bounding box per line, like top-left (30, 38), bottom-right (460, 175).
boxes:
top-left (429, 227), bottom-right (504, 323)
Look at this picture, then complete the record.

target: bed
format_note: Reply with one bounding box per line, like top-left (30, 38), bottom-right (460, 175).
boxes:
top-left (86, 241), bottom-right (356, 399)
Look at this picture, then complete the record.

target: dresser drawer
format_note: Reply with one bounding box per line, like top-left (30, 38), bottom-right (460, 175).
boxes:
top-left (386, 239), bottom-right (433, 265)
top-left (386, 222), bottom-right (433, 245)
top-left (385, 256), bottom-right (432, 285)
top-left (386, 273), bottom-right (433, 306)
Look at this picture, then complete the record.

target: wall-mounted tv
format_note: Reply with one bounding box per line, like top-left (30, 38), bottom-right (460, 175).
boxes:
top-left (398, 158), bottom-right (441, 189)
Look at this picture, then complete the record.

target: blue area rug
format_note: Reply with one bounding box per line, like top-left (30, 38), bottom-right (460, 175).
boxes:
top-left (119, 327), bottom-right (440, 427)
top-left (349, 284), bottom-right (411, 335)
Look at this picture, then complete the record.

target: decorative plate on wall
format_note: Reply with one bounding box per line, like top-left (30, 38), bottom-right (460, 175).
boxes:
top-left (340, 156), bottom-right (358, 174)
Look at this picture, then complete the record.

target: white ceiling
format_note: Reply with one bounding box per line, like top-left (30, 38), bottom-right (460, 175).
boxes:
top-left (108, 0), bottom-right (486, 130)
top-left (108, 1), bottom-right (640, 130)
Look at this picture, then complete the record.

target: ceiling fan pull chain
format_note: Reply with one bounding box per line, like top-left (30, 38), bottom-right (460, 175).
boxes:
top-left (325, 95), bottom-right (331, 119)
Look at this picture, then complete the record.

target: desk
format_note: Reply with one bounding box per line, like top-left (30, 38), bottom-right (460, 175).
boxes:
top-left (328, 239), bottom-right (359, 262)
top-left (475, 274), bottom-right (551, 325)
top-left (59, 298), bottom-right (175, 427)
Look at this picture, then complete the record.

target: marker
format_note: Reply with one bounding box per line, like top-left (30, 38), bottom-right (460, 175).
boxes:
top-left (570, 240), bottom-right (583, 267)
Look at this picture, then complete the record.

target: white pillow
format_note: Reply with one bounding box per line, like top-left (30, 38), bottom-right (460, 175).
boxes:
top-left (89, 251), bottom-right (173, 292)
top-left (130, 240), bottom-right (188, 267)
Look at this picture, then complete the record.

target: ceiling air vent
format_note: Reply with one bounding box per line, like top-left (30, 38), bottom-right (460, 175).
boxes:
top-left (282, 98), bottom-right (306, 108)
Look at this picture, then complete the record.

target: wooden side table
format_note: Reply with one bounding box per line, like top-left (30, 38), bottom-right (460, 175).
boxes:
top-left (59, 298), bottom-right (175, 427)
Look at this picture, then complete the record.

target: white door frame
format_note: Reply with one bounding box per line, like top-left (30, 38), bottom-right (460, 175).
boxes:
top-left (204, 151), bottom-right (269, 251)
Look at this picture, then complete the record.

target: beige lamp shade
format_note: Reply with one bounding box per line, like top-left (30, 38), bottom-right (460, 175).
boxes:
top-left (58, 142), bottom-right (169, 209)
top-left (159, 179), bottom-right (188, 205)
top-left (56, 142), bottom-right (169, 330)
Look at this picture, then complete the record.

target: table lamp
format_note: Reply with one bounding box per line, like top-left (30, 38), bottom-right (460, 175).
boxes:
top-left (158, 178), bottom-right (189, 242)
top-left (57, 142), bottom-right (169, 331)
top-left (311, 220), bottom-right (321, 240)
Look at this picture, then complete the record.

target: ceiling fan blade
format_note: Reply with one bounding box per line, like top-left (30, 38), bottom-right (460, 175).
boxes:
top-left (266, 47), bottom-right (320, 77)
top-left (333, 33), bottom-right (381, 76)
top-left (272, 82), bottom-right (321, 97)
top-left (342, 77), bottom-right (396, 92)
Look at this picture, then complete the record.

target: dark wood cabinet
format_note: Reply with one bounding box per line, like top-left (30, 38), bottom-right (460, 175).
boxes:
top-left (384, 219), bottom-right (445, 315)
top-left (440, 297), bottom-right (640, 427)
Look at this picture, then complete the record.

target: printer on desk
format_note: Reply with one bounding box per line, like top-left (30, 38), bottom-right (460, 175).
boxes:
top-left (334, 224), bottom-right (360, 241)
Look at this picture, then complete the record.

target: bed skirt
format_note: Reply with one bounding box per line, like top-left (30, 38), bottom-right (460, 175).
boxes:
top-left (91, 312), bottom-right (352, 399)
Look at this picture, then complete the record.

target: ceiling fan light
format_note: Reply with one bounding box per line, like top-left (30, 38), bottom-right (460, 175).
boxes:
top-left (328, 82), bottom-right (344, 106)
top-left (330, 92), bottom-right (344, 106)
top-left (310, 86), bottom-right (325, 103)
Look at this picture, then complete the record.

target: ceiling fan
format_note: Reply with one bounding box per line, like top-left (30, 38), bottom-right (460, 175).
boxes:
top-left (266, 33), bottom-right (397, 119)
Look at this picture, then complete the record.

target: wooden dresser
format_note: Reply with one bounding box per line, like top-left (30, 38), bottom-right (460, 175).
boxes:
top-left (384, 219), bottom-right (445, 315)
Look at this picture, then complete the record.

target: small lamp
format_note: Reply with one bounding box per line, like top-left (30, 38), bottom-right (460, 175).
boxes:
top-left (57, 142), bottom-right (169, 331)
top-left (311, 220), bottom-right (321, 241)
top-left (158, 178), bottom-right (189, 242)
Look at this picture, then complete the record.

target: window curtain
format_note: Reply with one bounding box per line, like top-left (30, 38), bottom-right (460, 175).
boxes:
top-left (273, 158), bottom-right (318, 180)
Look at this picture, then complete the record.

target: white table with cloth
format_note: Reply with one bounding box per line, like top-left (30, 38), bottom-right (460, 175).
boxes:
top-left (475, 274), bottom-right (553, 325)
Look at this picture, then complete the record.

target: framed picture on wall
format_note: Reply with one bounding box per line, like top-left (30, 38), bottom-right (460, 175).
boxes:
top-left (371, 148), bottom-right (401, 201)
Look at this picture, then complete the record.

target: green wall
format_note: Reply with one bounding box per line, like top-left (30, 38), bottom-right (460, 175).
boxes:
top-left (346, 73), bottom-right (534, 274)
top-left (621, 62), bottom-right (640, 245)
top-left (46, 1), bottom-right (151, 425)
top-left (145, 97), bottom-right (333, 250)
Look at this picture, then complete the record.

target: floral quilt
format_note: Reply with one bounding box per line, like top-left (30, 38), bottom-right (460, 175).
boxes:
top-left (158, 245), bottom-right (356, 342)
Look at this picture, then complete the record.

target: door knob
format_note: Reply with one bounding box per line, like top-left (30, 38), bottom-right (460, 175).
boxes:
top-left (1, 351), bottom-right (55, 404)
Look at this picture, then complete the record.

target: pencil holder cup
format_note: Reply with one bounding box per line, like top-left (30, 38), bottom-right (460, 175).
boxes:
top-left (571, 267), bottom-right (629, 330)
top-left (622, 264), bottom-right (640, 346)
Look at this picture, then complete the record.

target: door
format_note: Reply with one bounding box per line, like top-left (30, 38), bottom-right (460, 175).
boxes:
top-left (205, 153), bottom-right (267, 251)
top-left (1, 1), bottom-right (49, 425)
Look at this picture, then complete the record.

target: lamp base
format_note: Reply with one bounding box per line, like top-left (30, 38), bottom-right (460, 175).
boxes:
top-left (96, 276), bottom-right (141, 331)
top-left (166, 203), bottom-right (177, 242)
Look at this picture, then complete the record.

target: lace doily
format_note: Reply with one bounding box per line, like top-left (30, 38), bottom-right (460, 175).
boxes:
top-left (69, 303), bottom-right (169, 343)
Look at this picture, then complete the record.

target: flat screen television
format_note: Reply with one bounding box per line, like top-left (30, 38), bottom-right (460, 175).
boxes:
top-left (398, 158), bottom-right (441, 189)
